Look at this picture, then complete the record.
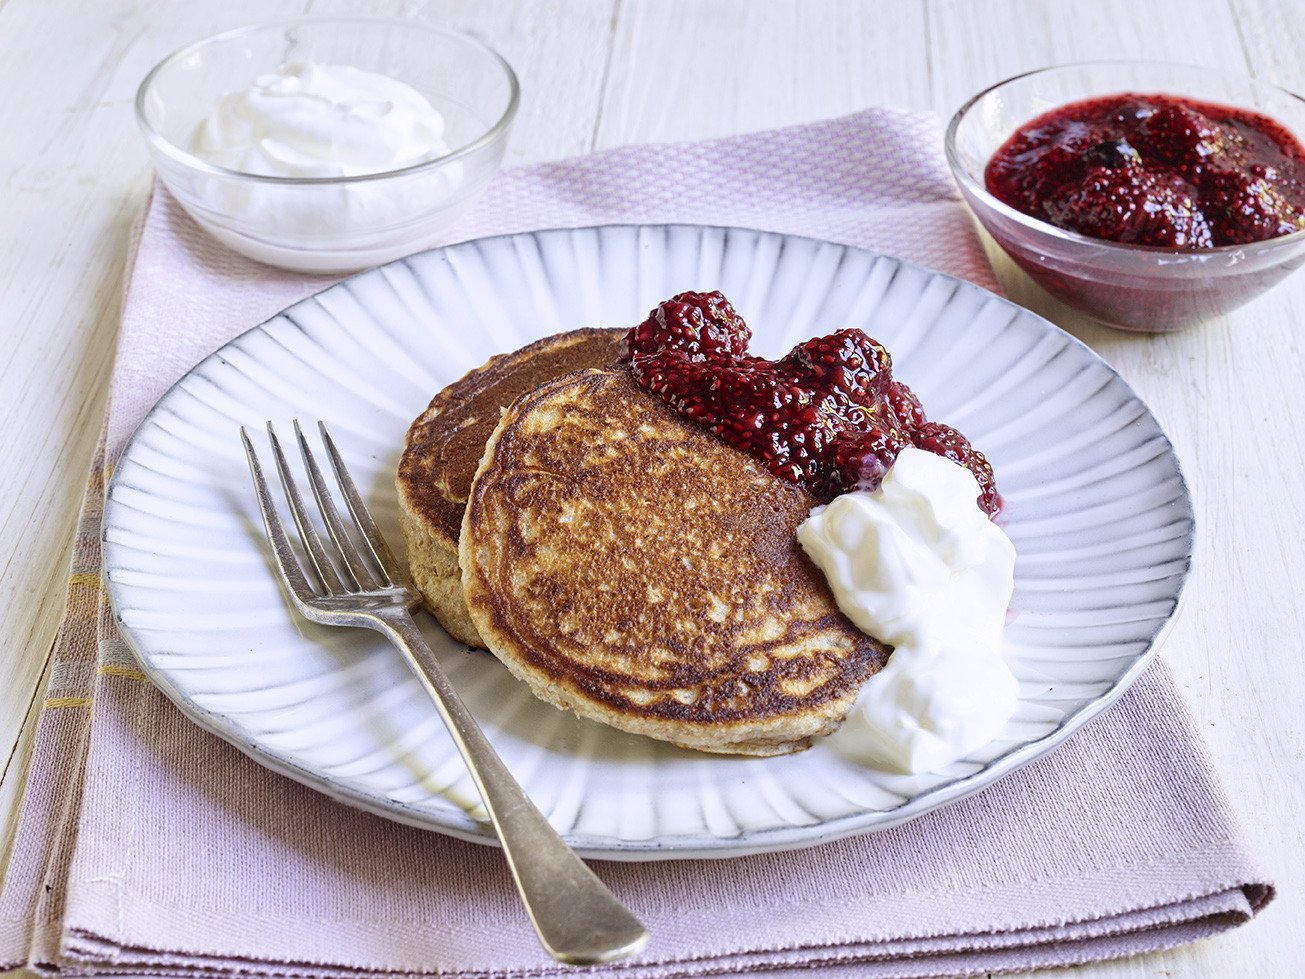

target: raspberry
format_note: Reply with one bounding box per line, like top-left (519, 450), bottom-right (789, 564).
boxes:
top-left (1042, 166), bottom-right (1213, 248)
top-left (1135, 103), bottom-right (1224, 170)
top-left (886, 381), bottom-right (925, 433)
top-left (779, 329), bottom-right (891, 402)
top-left (984, 116), bottom-right (1099, 213)
top-left (1200, 169), bottom-right (1305, 245)
top-left (834, 428), bottom-right (907, 494)
top-left (620, 290), bottom-right (750, 361)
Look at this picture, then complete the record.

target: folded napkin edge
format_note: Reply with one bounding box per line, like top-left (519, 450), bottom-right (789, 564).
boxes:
top-left (45, 833), bottom-right (1269, 978)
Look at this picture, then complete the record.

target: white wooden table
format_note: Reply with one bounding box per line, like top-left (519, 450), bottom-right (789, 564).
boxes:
top-left (2, 1), bottom-right (1301, 975)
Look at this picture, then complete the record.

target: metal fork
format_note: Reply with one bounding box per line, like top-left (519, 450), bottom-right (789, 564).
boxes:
top-left (241, 420), bottom-right (649, 965)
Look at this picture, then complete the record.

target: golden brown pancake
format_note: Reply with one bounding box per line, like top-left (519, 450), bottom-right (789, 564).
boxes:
top-left (459, 369), bottom-right (890, 756)
top-left (397, 328), bottom-right (626, 645)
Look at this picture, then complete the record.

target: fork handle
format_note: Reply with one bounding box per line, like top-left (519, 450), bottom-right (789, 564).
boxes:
top-left (376, 612), bottom-right (649, 965)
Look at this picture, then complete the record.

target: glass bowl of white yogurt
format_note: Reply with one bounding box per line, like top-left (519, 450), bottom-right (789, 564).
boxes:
top-left (136, 18), bottom-right (519, 273)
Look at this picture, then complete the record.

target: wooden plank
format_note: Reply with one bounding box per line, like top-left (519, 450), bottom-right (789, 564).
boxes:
top-left (1228, 0), bottom-right (1305, 92)
top-left (927, 0), bottom-right (1247, 116)
top-left (597, 0), bottom-right (931, 147)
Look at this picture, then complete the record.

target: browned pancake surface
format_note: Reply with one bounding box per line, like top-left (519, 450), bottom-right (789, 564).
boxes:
top-left (399, 328), bottom-right (626, 547)
top-left (460, 369), bottom-right (889, 755)
top-left (396, 328), bottom-right (626, 645)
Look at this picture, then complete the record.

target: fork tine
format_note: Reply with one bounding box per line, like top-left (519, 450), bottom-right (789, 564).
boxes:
top-left (241, 427), bottom-right (317, 604)
top-left (318, 421), bottom-right (412, 589)
top-left (293, 420), bottom-right (383, 591)
top-left (266, 423), bottom-right (346, 595)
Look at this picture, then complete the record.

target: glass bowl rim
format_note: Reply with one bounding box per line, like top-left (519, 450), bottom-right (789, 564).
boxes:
top-left (943, 59), bottom-right (1305, 257)
top-left (134, 16), bottom-right (521, 187)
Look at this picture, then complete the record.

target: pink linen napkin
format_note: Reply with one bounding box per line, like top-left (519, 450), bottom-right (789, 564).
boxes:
top-left (0, 108), bottom-right (1273, 977)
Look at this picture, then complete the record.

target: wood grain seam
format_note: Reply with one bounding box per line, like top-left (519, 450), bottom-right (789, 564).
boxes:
top-left (0, 636), bottom-right (55, 790)
top-left (1226, 0), bottom-right (1256, 77)
top-left (589, 0), bottom-right (622, 151)
top-left (922, 0), bottom-right (938, 112)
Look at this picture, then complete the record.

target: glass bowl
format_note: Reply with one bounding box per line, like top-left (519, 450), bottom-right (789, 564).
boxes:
top-left (945, 61), bottom-right (1305, 333)
top-left (136, 18), bottom-right (519, 274)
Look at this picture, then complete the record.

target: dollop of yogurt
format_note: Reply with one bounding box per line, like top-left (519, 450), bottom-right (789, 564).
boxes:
top-left (798, 447), bottom-right (1017, 773)
top-left (190, 62), bottom-right (452, 178)
top-left (183, 63), bottom-right (466, 271)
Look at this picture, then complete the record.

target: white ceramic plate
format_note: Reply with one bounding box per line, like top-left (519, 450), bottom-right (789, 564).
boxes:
top-left (103, 224), bottom-right (1193, 860)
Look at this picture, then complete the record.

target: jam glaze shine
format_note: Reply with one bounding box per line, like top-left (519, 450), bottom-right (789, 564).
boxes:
top-left (619, 291), bottom-right (1000, 517)
top-left (985, 93), bottom-right (1305, 248)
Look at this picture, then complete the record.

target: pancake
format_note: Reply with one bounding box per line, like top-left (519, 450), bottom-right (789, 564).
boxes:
top-left (397, 328), bottom-right (626, 645)
top-left (459, 368), bottom-right (890, 756)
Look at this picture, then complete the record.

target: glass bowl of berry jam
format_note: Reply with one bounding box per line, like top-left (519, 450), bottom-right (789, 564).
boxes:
top-left (945, 61), bottom-right (1305, 332)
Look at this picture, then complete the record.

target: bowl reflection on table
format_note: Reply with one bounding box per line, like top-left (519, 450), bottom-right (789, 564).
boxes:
top-left (135, 18), bottom-right (519, 274)
top-left (945, 61), bottom-right (1305, 333)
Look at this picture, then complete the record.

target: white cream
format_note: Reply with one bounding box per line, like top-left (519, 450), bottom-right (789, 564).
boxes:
top-left (191, 62), bottom-right (452, 178)
top-left (184, 63), bottom-right (466, 272)
top-left (798, 447), bottom-right (1017, 773)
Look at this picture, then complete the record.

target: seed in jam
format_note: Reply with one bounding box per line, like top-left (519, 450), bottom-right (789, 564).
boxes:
top-left (619, 291), bottom-right (1001, 516)
top-left (985, 93), bottom-right (1305, 248)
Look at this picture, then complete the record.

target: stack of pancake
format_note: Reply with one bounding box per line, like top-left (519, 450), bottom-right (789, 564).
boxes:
top-left (396, 329), bottom-right (888, 756)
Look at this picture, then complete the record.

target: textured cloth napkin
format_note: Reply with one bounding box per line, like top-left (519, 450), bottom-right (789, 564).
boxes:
top-left (0, 108), bottom-right (1273, 977)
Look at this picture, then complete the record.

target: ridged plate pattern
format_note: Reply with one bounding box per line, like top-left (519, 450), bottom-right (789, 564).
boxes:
top-left (103, 225), bottom-right (1193, 859)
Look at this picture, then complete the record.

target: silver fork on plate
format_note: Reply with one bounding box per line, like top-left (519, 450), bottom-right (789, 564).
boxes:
top-left (241, 420), bottom-right (649, 965)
